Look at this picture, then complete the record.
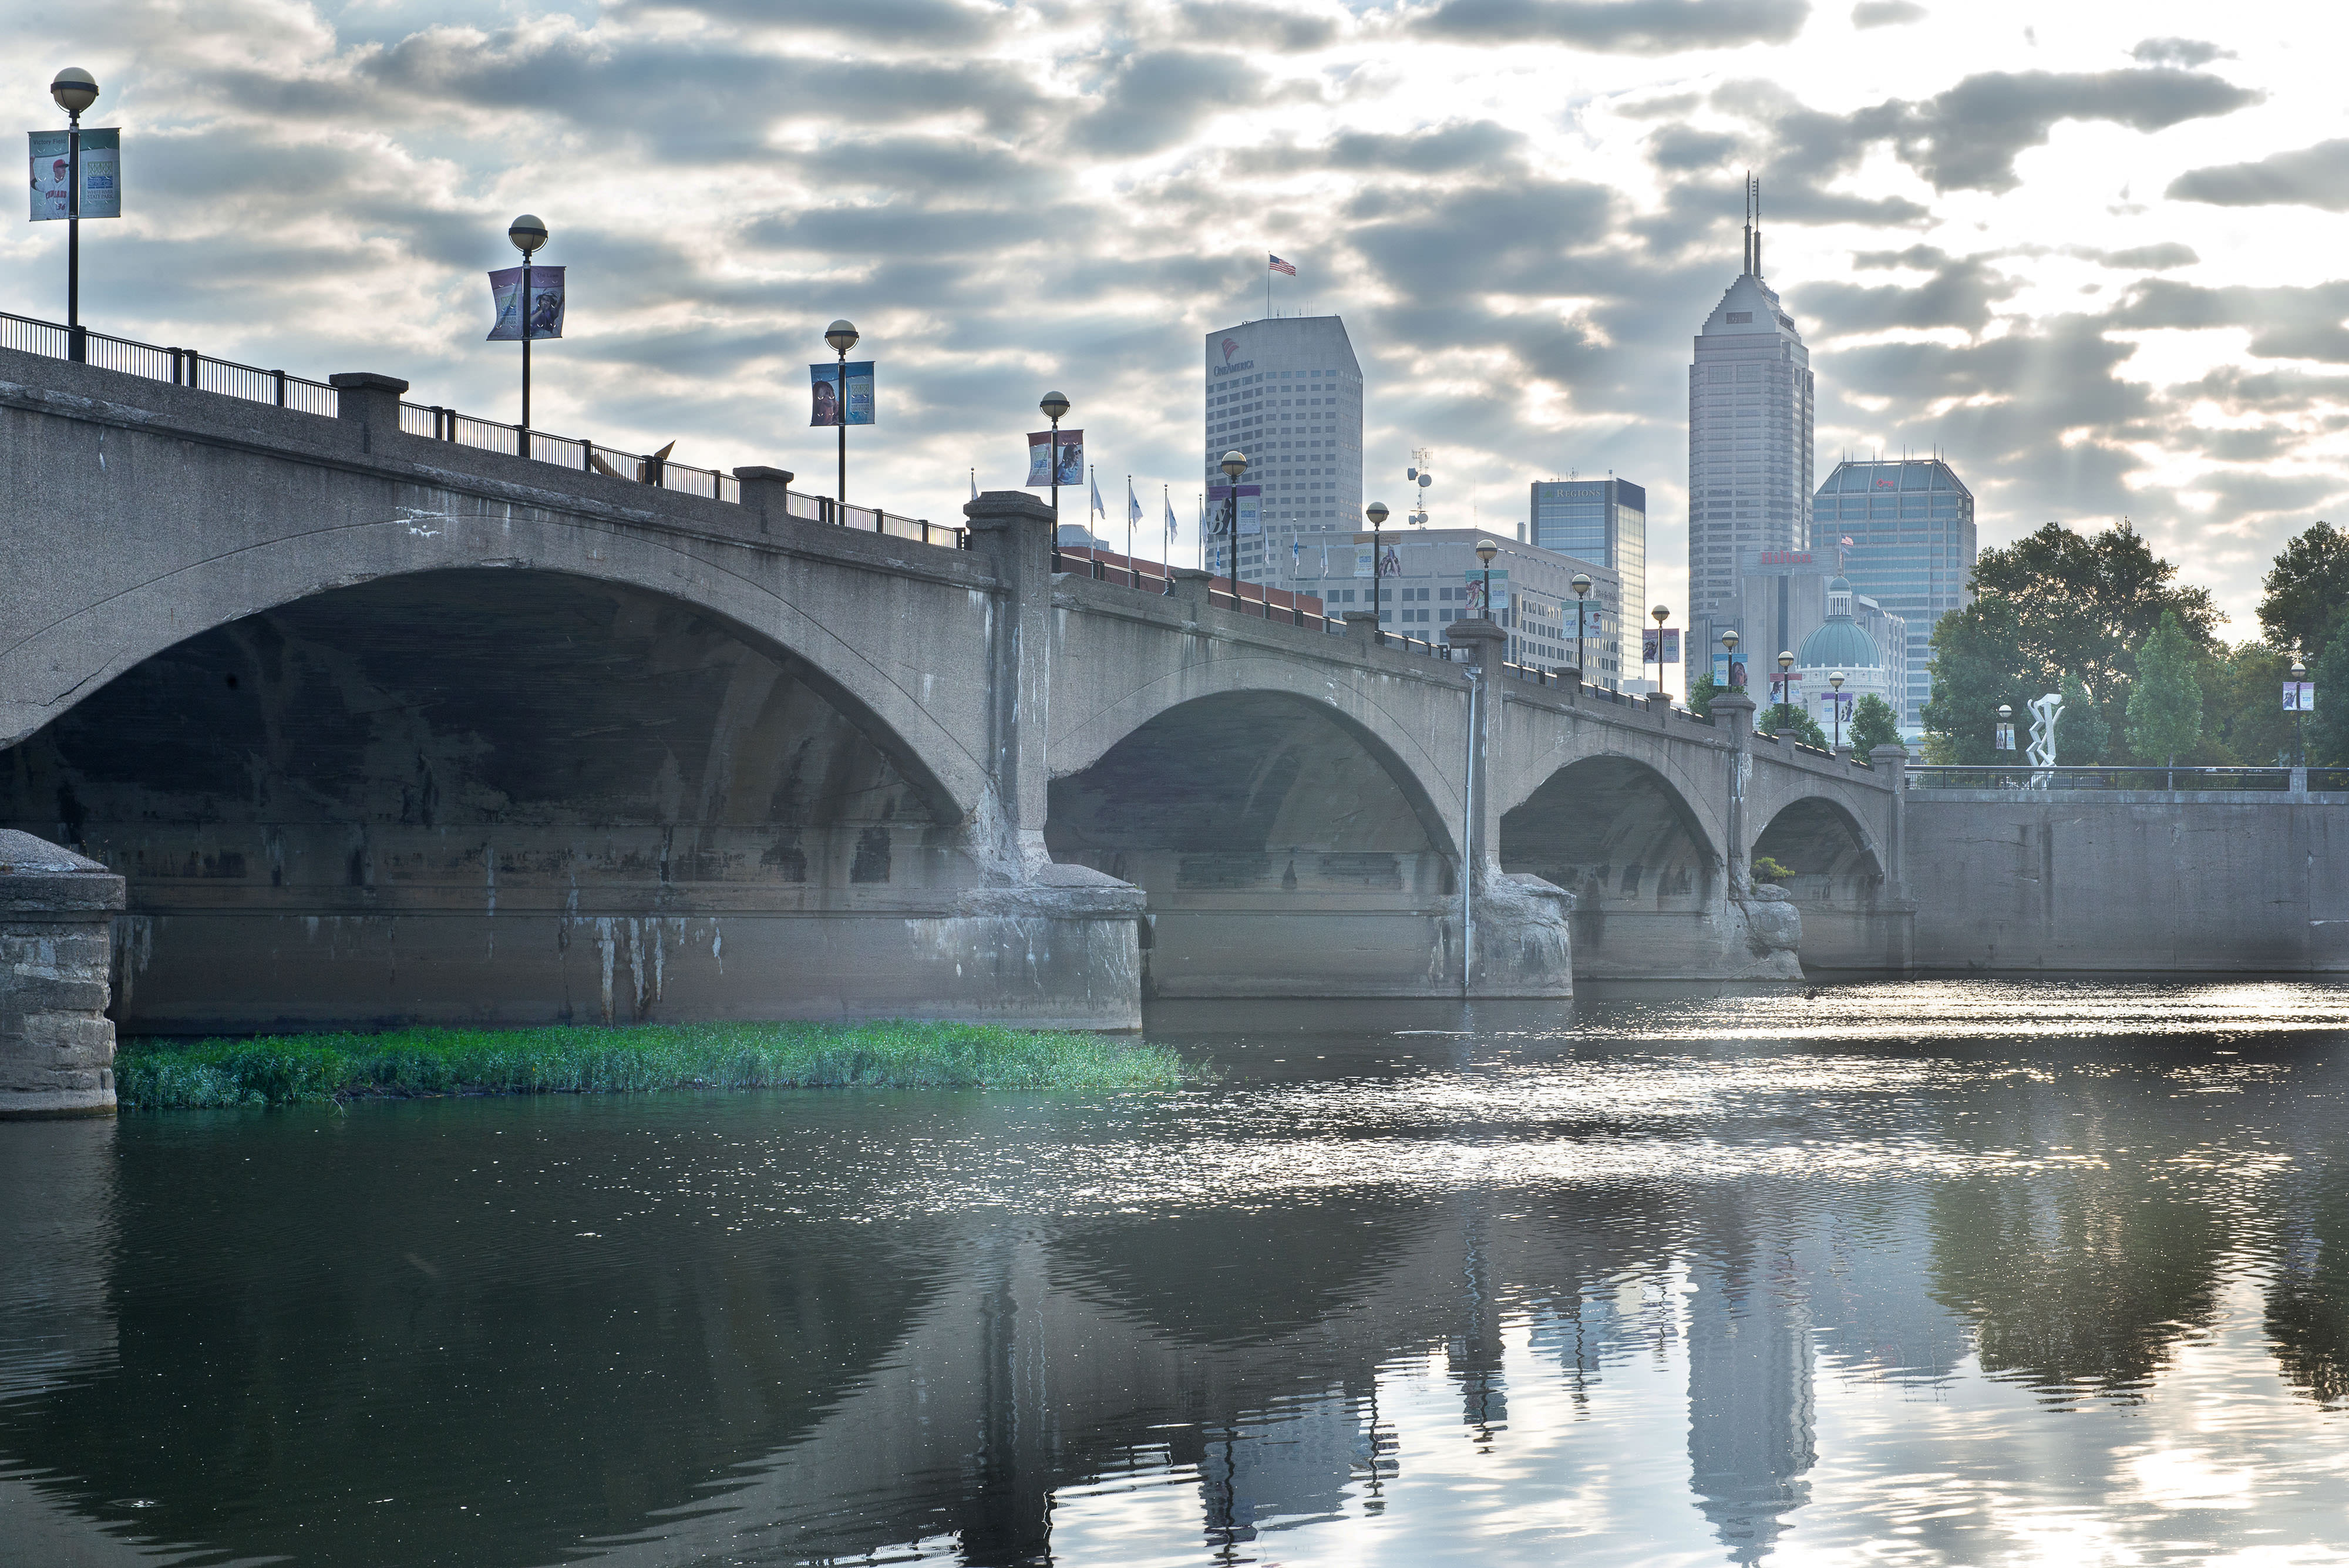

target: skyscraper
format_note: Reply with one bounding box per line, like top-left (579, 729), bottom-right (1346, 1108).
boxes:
top-left (1813, 457), bottom-right (1976, 736)
top-left (1530, 477), bottom-right (1645, 679)
top-left (1203, 316), bottom-right (1363, 586)
top-left (1687, 179), bottom-right (1815, 687)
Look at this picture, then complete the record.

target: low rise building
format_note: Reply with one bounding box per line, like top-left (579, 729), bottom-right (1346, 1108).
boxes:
top-left (1281, 528), bottom-right (1623, 681)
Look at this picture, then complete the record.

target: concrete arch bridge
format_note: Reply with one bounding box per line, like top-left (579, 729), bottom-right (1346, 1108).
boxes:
top-left (0, 348), bottom-right (1907, 1037)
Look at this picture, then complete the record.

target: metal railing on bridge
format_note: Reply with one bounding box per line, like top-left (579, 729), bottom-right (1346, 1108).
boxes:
top-left (0, 308), bottom-right (963, 551)
top-left (1907, 764), bottom-right (2349, 792)
top-left (1049, 544), bottom-right (1461, 659)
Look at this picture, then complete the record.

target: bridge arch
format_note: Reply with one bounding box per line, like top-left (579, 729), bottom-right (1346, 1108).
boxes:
top-left (0, 498), bottom-right (994, 826)
top-left (0, 566), bottom-right (1007, 1030)
top-left (1749, 795), bottom-right (1884, 905)
top-left (1499, 753), bottom-right (1724, 978)
top-left (1046, 686), bottom-right (1462, 997)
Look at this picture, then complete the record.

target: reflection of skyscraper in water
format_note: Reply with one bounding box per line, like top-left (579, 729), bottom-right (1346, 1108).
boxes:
top-left (1685, 1193), bottom-right (1816, 1564)
top-left (1196, 1387), bottom-right (1368, 1550)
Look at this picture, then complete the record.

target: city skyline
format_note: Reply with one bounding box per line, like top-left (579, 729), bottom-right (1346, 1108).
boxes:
top-left (4, 5), bottom-right (2343, 639)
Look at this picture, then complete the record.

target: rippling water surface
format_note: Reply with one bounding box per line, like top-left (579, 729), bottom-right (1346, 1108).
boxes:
top-left (11, 981), bottom-right (2349, 1564)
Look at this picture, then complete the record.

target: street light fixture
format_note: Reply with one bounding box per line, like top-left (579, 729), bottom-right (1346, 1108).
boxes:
top-left (504, 214), bottom-right (549, 436)
top-left (1997, 702), bottom-right (2014, 759)
top-left (824, 318), bottom-right (861, 516)
top-left (2293, 658), bottom-right (2309, 768)
top-left (1365, 500), bottom-right (1389, 644)
top-left (51, 67), bottom-right (100, 362)
top-left (1039, 389), bottom-right (1073, 531)
top-left (1476, 540), bottom-right (1499, 654)
top-left (1720, 628), bottom-right (1740, 689)
top-left (1217, 448), bottom-right (1248, 583)
top-left (1570, 571), bottom-right (1591, 679)
top-left (1651, 604), bottom-right (1671, 699)
top-left (1775, 650), bottom-right (1795, 730)
top-left (1829, 671), bottom-right (1846, 752)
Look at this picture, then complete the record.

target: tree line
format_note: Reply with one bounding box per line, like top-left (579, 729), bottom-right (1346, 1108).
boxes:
top-left (1920, 519), bottom-right (2349, 767)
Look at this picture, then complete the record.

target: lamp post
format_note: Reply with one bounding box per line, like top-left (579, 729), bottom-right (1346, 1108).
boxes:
top-left (1720, 627), bottom-right (1740, 689)
top-left (50, 68), bottom-right (99, 362)
top-left (1476, 540), bottom-right (1499, 654)
top-left (1219, 449), bottom-right (1248, 583)
top-left (1775, 651), bottom-right (1795, 730)
top-left (1997, 703), bottom-right (2014, 764)
top-left (1829, 671), bottom-right (1846, 752)
top-left (826, 319), bottom-right (861, 516)
top-left (1365, 501), bottom-right (1389, 643)
top-left (1651, 604), bottom-right (1670, 698)
top-left (2293, 658), bottom-right (2308, 768)
top-left (1039, 389), bottom-right (1072, 533)
top-left (1570, 571), bottom-right (1591, 679)
top-left (505, 214), bottom-right (548, 436)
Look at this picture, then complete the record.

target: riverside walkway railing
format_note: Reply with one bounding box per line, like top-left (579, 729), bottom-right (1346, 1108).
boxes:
top-left (0, 308), bottom-right (961, 550)
top-left (1907, 765), bottom-right (2349, 792)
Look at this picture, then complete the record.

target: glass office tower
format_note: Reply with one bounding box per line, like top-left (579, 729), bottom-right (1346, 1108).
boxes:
top-left (1687, 193), bottom-right (1814, 688)
top-left (1812, 457), bottom-right (1974, 735)
top-left (1203, 315), bottom-right (1364, 586)
top-left (1530, 477), bottom-right (1645, 678)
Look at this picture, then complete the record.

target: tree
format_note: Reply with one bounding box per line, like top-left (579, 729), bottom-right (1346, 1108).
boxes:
top-left (2056, 674), bottom-right (2108, 765)
top-left (1924, 520), bottom-right (2220, 758)
top-left (1687, 669), bottom-right (1717, 719)
top-left (2258, 520), bottom-right (2349, 660)
top-left (2126, 610), bottom-right (2204, 772)
top-left (2198, 642), bottom-right (2290, 766)
top-left (1758, 704), bottom-right (1829, 748)
top-left (1919, 598), bottom-right (2040, 763)
top-left (1849, 693), bottom-right (1902, 757)
top-left (2313, 625), bottom-right (2349, 768)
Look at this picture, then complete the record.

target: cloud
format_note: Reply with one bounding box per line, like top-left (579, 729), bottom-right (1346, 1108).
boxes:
top-left (610, 0), bottom-right (1007, 45)
top-left (1415, 0), bottom-right (1810, 53)
top-left (1850, 1), bottom-right (1924, 27)
top-left (1798, 252), bottom-right (2017, 335)
top-left (1647, 125), bottom-right (1741, 170)
top-left (1313, 120), bottom-right (1530, 174)
top-left (1873, 69), bottom-right (2262, 191)
top-left (1169, 0), bottom-right (1344, 51)
top-left (1068, 49), bottom-right (1281, 156)
top-left (2131, 37), bottom-right (2234, 68)
top-left (2091, 243), bottom-right (2199, 271)
top-left (2168, 140), bottom-right (2349, 211)
top-left (2112, 278), bottom-right (2349, 363)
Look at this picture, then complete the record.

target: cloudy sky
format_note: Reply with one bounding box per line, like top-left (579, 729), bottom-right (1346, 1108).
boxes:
top-left (6, 0), bottom-right (2344, 635)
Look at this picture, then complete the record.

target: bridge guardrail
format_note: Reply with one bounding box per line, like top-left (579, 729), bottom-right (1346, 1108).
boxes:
top-left (1, 308), bottom-right (964, 551)
top-left (1906, 764), bottom-right (2303, 792)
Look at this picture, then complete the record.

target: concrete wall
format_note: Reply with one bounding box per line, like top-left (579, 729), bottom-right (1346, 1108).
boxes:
top-left (1905, 792), bottom-right (2349, 974)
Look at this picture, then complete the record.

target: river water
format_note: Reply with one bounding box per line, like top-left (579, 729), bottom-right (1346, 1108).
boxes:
top-left (9, 981), bottom-right (2349, 1565)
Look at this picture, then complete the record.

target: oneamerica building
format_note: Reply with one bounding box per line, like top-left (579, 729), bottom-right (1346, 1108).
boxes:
top-left (1203, 316), bottom-right (1364, 585)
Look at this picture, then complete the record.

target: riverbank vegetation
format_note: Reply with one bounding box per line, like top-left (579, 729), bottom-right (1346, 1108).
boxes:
top-left (116, 1021), bottom-right (1190, 1109)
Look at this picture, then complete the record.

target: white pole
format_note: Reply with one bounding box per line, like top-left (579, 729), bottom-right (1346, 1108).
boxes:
top-left (1462, 677), bottom-right (1476, 997)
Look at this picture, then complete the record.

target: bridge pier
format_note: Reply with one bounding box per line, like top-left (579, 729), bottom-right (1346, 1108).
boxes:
top-left (0, 832), bottom-right (124, 1117)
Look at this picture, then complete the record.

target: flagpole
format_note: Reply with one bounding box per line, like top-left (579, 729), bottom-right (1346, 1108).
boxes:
top-left (1125, 474), bottom-right (1134, 583)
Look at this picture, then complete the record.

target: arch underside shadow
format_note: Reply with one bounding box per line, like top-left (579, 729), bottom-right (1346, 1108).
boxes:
top-left (1500, 755), bottom-right (1724, 980)
top-left (0, 570), bottom-right (1130, 1030)
top-left (1752, 796), bottom-right (1902, 975)
top-left (1047, 690), bottom-right (1462, 997)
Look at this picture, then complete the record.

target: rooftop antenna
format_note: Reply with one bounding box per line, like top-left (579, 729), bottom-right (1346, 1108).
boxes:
top-left (1742, 172), bottom-right (1753, 275)
top-left (1752, 173), bottom-right (1762, 278)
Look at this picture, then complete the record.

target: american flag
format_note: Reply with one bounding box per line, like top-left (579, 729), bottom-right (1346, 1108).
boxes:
top-left (1840, 535), bottom-right (1855, 546)
top-left (1268, 254), bottom-right (1297, 275)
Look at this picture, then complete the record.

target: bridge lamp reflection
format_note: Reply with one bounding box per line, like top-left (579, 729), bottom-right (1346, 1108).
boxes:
top-left (827, 319), bottom-right (861, 518)
top-left (506, 215), bottom-right (548, 434)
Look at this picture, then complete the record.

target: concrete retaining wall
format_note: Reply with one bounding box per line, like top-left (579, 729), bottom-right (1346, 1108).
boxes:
top-left (1905, 792), bottom-right (2349, 974)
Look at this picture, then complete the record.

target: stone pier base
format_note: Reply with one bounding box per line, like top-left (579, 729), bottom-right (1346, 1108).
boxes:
top-left (0, 832), bottom-right (127, 1118)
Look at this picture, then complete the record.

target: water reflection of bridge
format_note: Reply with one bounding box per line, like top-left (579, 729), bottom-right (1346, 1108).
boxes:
top-left (9, 1032), bottom-right (2328, 1567)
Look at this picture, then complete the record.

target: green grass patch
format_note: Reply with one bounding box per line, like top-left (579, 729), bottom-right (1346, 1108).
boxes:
top-left (116, 1021), bottom-right (1191, 1109)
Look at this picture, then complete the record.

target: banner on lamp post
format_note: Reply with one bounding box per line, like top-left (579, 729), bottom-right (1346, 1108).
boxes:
top-left (1026, 430), bottom-right (1083, 486)
top-left (2283, 681), bottom-right (2316, 712)
top-left (28, 129), bottom-right (119, 220)
top-left (487, 265), bottom-right (565, 341)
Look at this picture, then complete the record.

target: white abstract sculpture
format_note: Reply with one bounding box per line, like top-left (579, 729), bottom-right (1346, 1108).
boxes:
top-left (2025, 691), bottom-right (2062, 787)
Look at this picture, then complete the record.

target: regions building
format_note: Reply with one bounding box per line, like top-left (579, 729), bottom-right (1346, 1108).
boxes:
top-left (1202, 316), bottom-right (1364, 585)
top-left (1530, 477), bottom-right (1647, 684)
top-left (1285, 529), bottom-right (1623, 682)
top-left (1811, 457), bottom-right (1976, 736)
top-left (1687, 193), bottom-right (1815, 688)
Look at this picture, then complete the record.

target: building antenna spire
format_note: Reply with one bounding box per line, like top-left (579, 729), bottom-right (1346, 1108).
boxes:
top-left (1752, 173), bottom-right (1762, 278)
top-left (1742, 171), bottom-right (1753, 275)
